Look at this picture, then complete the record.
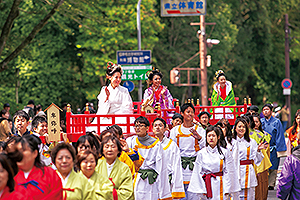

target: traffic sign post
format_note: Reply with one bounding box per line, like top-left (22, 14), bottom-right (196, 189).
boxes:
top-left (117, 50), bottom-right (151, 65)
top-left (281, 78), bottom-right (292, 96)
top-left (121, 65), bottom-right (152, 81)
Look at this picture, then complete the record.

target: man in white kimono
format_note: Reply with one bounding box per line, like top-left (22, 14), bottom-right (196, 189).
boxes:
top-left (126, 116), bottom-right (171, 200)
top-left (153, 118), bottom-right (185, 199)
top-left (170, 103), bottom-right (206, 200)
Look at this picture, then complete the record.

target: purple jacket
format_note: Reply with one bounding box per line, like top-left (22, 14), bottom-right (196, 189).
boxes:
top-left (277, 145), bottom-right (300, 200)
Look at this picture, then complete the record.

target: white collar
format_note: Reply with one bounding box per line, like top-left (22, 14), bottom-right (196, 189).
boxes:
top-left (57, 170), bottom-right (71, 187)
top-left (207, 145), bottom-right (218, 153)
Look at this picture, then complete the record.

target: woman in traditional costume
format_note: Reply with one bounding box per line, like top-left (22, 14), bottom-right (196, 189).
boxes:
top-left (188, 126), bottom-right (240, 199)
top-left (51, 142), bottom-right (94, 200)
top-left (248, 113), bottom-right (272, 200)
top-left (0, 152), bottom-right (32, 200)
top-left (216, 118), bottom-right (234, 150)
top-left (11, 135), bottom-right (63, 200)
top-left (143, 70), bottom-right (174, 121)
top-left (88, 62), bottom-right (133, 133)
top-left (286, 111), bottom-right (300, 155)
top-left (96, 135), bottom-right (134, 200)
top-left (77, 150), bottom-right (113, 200)
top-left (232, 118), bottom-right (266, 199)
top-left (211, 70), bottom-right (236, 119)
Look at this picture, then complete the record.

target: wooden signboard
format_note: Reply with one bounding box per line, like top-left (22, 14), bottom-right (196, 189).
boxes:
top-left (44, 103), bottom-right (62, 142)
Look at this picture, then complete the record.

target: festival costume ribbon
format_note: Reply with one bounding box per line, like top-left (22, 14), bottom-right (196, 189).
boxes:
top-left (138, 169), bottom-right (158, 184)
top-left (109, 178), bottom-right (118, 200)
top-left (202, 171), bottom-right (223, 198)
top-left (181, 156), bottom-right (196, 171)
top-left (63, 188), bottom-right (75, 200)
top-left (19, 180), bottom-right (44, 193)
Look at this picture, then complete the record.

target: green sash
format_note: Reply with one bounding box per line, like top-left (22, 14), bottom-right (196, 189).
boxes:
top-left (181, 156), bottom-right (196, 171)
top-left (138, 169), bottom-right (158, 184)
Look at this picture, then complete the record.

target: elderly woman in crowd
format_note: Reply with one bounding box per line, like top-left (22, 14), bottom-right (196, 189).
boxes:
top-left (77, 150), bottom-right (113, 200)
top-left (96, 135), bottom-right (134, 200)
top-left (51, 142), bottom-right (94, 200)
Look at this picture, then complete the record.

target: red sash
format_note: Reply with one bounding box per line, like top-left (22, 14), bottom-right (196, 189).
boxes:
top-left (202, 171), bottom-right (223, 198)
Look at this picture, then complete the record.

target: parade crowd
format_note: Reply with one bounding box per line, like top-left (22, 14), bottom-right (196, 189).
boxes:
top-left (0, 63), bottom-right (299, 200)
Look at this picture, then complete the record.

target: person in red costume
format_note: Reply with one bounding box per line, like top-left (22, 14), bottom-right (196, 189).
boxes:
top-left (8, 135), bottom-right (63, 200)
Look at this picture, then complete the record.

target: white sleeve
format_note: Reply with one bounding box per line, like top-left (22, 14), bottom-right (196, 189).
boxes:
top-left (170, 143), bottom-right (185, 196)
top-left (187, 151), bottom-right (206, 194)
top-left (96, 86), bottom-right (110, 115)
top-left (252, 140), bottom-right (264, 166)
top-left (224, 149), bottom-right (241, 193)
top-left (197, 127), bottom-right (206, 150)
top-left (120, 88), bottom-right (133, 114)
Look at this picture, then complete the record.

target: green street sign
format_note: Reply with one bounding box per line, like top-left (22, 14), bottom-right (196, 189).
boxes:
top-left (121, 65), bottom-right (152, 80)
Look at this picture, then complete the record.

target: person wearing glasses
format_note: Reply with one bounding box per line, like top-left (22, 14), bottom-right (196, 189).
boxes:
top-left (126, 116), bottom-right (171, 200)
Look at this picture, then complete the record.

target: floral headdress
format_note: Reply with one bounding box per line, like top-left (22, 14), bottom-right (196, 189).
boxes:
top-left (215, 70), bottom-right (225, 80)
top-left (106, 61), bottom-right (123, 76)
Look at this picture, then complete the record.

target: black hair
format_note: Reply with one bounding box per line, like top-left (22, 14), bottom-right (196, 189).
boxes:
top-left (108, 125), bottom-right (123, 137)
top-left (0, 153), bottom-right (22, 192)
top-left (206, 126), bottom-right (225, 159)
top-left (172, 113), bottom-right (183, 121)
top-left (14, 135), bottom-right (45, 170)
top-left (134, 116), bottom-right (150, 127)
top-left (250, 113), bottom-right (264, 133)
top-left (31, 116), bottom-right (47, 130)
top-left (215, 118), bottom-right (233, 145)
top-left (153, 118), bottom-right (167, 128)
top-left (27, 100), bottom-right (35, 105)
top-left (100, 135), bottom-right (122, 158)
top-left (217, 73), bottom-right (226, 81)
top-left (74, 134), bottom-right (99, 155)
top-left (233, 118), bottom-right (250, 142)
top-left (51, 142), bottom-right (76, 165)
top-left (13, 110), bottom-right (29, 122)
top-left (35, 104), bottom-right (42, 111)
top-left (0, 109), bottom-right (7, 117)
top-left (180, 103), bottom-right (195, 114)
top-left (291, 111), bottom-right (300, 136)
top-left (241, 115), bottom-right (251, 126)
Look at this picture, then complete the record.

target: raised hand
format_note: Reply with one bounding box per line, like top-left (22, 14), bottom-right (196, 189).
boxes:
top-left (258, 140), bottom-right (269, 152)
top-left (119, 138), bottom-right (130, 152)
top-left (190, 128), bottom-right (202, 140)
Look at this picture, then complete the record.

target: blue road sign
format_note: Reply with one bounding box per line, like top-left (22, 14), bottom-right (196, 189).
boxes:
top-left (123, 81), bottom-right (135, 92)
top-left (117, 50), bottom-right (151, 65)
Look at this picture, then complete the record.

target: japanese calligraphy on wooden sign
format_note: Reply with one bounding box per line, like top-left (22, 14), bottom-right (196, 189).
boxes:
top-left (161, 0), bottom-right (206, 17)
top-left (44, 103), bottom-right (62, 142)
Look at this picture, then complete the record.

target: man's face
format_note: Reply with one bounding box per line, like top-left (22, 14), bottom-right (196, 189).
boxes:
top-left (153, 120), bottom-right (166, 137)
top-left (263, 107), bottom-right (272, 119)
top-left (134, 122), bottom-right (149, 137)
top-left (249, 110), bottom-right (255, 115)
top-left (34, 122), bottom-right (48, 136)
top-left (181, 107), bottom-right (195, 122)
top-left (172, 118), bottom-right (182, 127)
top-left (14, 116), bottom-right (29, 135)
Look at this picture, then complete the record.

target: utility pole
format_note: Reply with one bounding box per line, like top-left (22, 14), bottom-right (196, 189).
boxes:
top-left (284, 14), bottom-right (291, 126)
top-left (199, 15), bottom-right (208, 106)
top-left (137, 0), bottom-right (143, 101)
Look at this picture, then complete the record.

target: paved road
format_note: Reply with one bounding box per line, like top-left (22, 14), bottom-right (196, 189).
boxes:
top-left (267, 156), bottom-right (286, 200)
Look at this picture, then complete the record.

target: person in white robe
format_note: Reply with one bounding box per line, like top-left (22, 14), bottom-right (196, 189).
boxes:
top-left (126, 116), bottom-right (171, 200)
top-left (153, 118), bottom-right (185, 199)
top-left (87, 62), bottom-right (133, 133)
top-left (169, 103), bottom-right (206, 200)
top-left (188, 126), bottom-right (240, 200)
top-left (232, 118), bottom-right (267, 200)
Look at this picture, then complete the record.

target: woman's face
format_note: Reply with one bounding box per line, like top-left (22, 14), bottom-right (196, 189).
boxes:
top-left (236, 121), bottom-right (246, 138)
top-left (17, 143), bottom-right (38, 173)
top-left (0, 163), bottom-right (8, 191)
top-left (80, 153), bottom-right (96, 178)
top-left (152, 75), bottom-right (161, 88)
top-left (55, 149), bottom-right (74, 176)
top-left (218, 75), bottom-right (226, 88)
top-left (77, 140), bottom-right (91, 154)
top-left (207, 131), bottom-right (219, 148)
top-left (109, 72), bottom-right (122, 88)
top-left (200, 114), bottom-right (209, 126)
top-left (103, 139), bottom-right (119, 162)
top-left (172, 118), bottom-right (183, 127)
top-left (296, 115), bottom-right (300, 126)
top-left (253, 116), bottom-right (261, 130)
